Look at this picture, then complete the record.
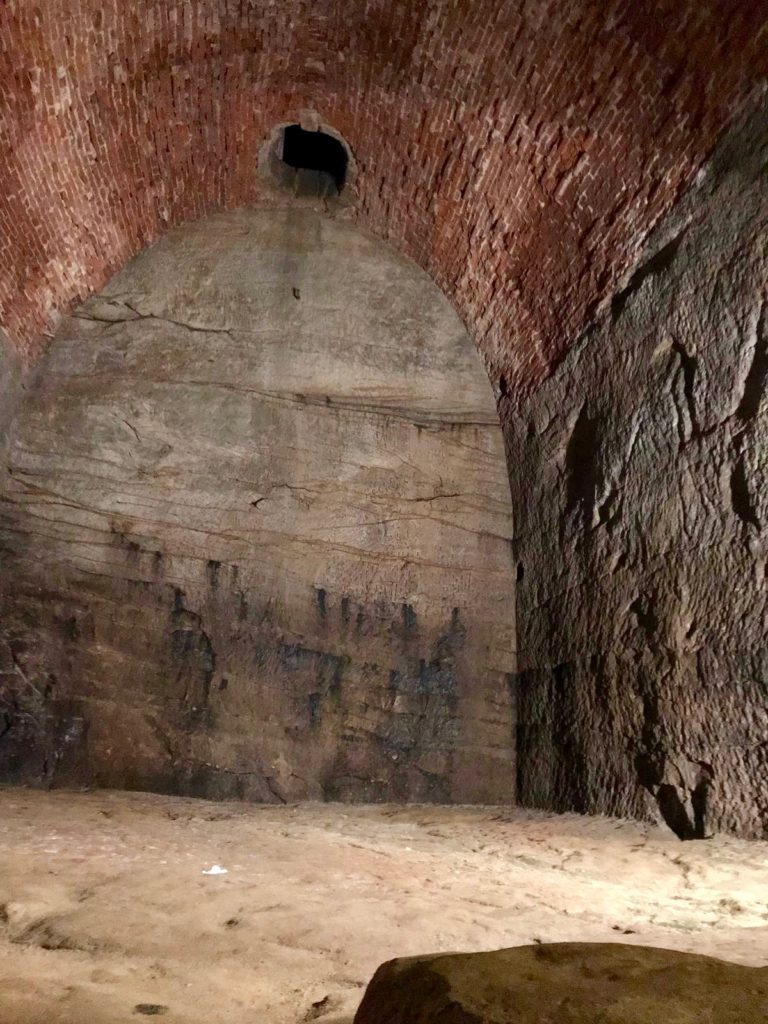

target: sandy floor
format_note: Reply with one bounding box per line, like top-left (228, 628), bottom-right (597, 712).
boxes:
top-left (0, 789), bottom-right (766, 1024)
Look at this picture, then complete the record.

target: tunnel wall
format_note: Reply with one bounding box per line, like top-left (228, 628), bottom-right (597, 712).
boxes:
top-left (509, 98), bottom-right (768, 838)
top-left (0, 207), bottom-right (516, 804)
top-left (0, 332), bottom-right (23, 445)
top-left (1, 1), bottom-right (766, 395)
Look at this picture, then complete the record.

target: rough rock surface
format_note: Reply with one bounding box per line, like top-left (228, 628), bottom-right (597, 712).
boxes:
top-left (0, 207), bottom-right (515, 803)
top-left (354, 943), bottom-right (768, 1024)
top-left (508, 98), bottom-right (768, 837)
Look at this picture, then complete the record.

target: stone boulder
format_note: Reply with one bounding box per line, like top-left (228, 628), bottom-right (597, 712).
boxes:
top-left (354, 943), bottom-right (768, 1023)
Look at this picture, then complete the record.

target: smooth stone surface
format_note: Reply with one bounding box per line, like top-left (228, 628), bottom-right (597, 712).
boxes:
top-left (0, 328), bottom-right (23, 444)
top-left (0, 207), bottom-right (515, 804)
top-left (354, 943), bottom-right (768, 1024)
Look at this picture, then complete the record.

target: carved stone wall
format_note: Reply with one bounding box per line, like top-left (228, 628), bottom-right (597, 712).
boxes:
top-left (509, 100), bottom-right (768, 838)
top-left (0, 207), bottom-right (515, 803)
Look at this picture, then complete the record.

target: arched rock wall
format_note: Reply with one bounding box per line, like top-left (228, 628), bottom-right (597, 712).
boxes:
top-left (0, 207), bottom-right (516, 803)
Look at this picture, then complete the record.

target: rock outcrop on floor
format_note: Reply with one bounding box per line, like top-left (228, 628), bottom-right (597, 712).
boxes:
top-left (354, 942), bottom-right (768, 1024)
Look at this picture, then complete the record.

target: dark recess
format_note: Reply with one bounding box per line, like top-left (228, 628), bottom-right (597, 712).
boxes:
top-left (282, 125), bottom-right (347, 194)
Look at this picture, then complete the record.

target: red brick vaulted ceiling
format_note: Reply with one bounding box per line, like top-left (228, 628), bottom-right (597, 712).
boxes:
top-left (1, 0), bottom-right (766, 392)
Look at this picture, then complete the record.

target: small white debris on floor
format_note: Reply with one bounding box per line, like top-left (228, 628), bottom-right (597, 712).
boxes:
top-left (0, 788), bottom-right (766, 1024)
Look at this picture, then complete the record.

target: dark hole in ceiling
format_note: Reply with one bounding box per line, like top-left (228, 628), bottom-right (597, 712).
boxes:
top-left (281, 125), bottom-right (348, 196)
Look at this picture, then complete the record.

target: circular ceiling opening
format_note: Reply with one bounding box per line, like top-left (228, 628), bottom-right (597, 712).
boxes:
top-left (265, 123), bottom-right (349, 198)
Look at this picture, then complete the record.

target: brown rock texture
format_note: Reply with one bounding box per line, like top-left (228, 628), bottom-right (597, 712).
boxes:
top-left (1, 4), bottom-right (767, 838)
top-left (0, 207), bottom-right (515, 803)
top-left (2, 793), bottom-right (767, 1024)
top-left (508, 97), bottom-right (768, 837)
top-left (1, 1), bottom-right (767, 391)
top-left (0, 332), bottom-right (22, 441)
top-left (354, 943), bottom-right (768, 1024)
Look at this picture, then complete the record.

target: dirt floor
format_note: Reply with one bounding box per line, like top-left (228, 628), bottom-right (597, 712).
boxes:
top-left (0, 789), bottom-right (766, 1024)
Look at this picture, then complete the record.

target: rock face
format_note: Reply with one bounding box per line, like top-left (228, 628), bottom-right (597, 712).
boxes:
top-left (0, 207), bottom-right (515, 803)
top-left (1, 92), bottom-right (765, 837)
top-left (354, 943), bottom-right (768, 1024)
top-left (0, 331), bottom-right (22, 443)
top-left (507, 99), bottom-right (768, 837)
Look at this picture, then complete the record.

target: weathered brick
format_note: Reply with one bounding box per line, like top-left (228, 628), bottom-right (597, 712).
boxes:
top-left (0, 0), bottom-right (766, 393)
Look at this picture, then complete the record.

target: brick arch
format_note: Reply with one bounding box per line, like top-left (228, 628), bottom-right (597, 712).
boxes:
top-left (1, 0), bottom-right (765, 392)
